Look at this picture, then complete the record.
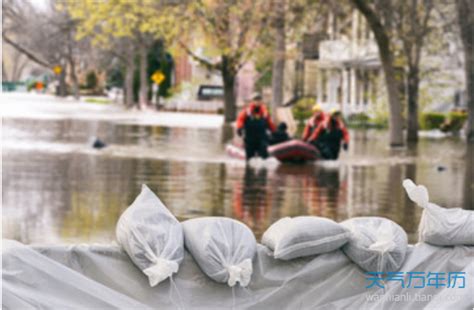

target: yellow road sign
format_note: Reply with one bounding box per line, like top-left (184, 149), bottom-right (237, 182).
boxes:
top-left (151, 71), bottom-right (165, 85)
top-left (53, 66), bottom-right (62, 75)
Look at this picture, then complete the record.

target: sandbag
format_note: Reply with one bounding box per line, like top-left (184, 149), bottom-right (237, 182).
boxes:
top-left (116, 184), bottom-right (184, 287)
top-left (262, 216), bottom-right (351, 260)
top-left (182, 217), bottom-right (256, 287)
top-left (403, 179), bottom-right (474, 246)
top-left (341, 217), bottom-right (408, 273)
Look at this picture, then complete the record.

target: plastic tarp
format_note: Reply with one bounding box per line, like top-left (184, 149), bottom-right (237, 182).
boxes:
top-left (3, 239), bottom-right (473, 309)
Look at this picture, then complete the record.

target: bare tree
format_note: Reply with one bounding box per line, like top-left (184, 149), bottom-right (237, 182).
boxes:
top-left (456, 0), bottom-right (474, 142)
top-left (350, 0), bottom-right (404, 146)
top-left (181, 0), bottom-right (272, 122)
top-left (268, 0), bottom-right (330, 117)
top-left (96, 36), bottom-right (138, 108)
top-left (394, 0), bottom-right (435, 143)
top-left (3, 0), bottom-right (52, 69)
top-left (271, 0), bottom-right (286, 120)
top-left (2, 45), bottom-right (30, 82)
top-left (137, 34), bottom-right (155, 108)
top-left (2, 0), bottom-right (90, 98)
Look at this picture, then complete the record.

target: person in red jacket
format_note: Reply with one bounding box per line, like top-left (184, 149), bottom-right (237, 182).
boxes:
top-left (236, 94), bottom-right (276, 160)
top-left (308, 109), bottom-right (349, 159)
top-left (302, 104), bottom-right (327, 142)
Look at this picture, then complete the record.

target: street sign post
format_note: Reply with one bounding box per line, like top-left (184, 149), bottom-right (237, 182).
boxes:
top-left (151, 71), bottom-right (165, 109)
top-left (151, 71), bottom-right (165, 85)
top-left (53, 66), bottom-right (62, 75)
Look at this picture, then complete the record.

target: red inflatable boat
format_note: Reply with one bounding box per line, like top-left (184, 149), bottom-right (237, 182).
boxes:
top-left (226, 140), bottom-right (321, 163)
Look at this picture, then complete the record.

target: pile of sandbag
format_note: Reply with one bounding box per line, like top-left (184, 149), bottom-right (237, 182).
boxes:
top-left (116, 180), bottom-right (473, 288)
top-left (117, 185), bottom-right (257, 288)
top-left (261, 215), bottom-right (408, 273)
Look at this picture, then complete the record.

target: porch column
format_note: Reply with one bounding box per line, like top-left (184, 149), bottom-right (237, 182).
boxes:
top-left (350, 67), bottom-right (357, 112)
top-left (317, 68), bottom-right (323, 104)
top-left (366, 70), bottom-right (372, 109)
top-left (342, 68), bottom-right (349, 115)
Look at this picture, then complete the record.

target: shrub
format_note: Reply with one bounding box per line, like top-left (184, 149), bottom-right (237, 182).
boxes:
top-left (346, 112), bottom-right (387, 129)
top-left (291, 97), bottom-right (315, 125)
top-left (84, 98), bottom-right (111, 105)
top-left (370, 115), bottom-right (389, 128)
top-left (85, 71), bottom-right (98, 90)
top-left (448, 111), bottom-right (468, 130)
top-left (27, 81), bottom-right (37, 91)
top-left (347, 112), bottom-right (370, 123)
top-left (420, 112), bottom-right (446, 130)
top-left (440, 111), bottom-right (468, 132)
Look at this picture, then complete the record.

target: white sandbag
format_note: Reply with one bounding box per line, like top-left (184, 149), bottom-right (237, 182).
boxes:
top-left (182, 217), bottom-right (257, 287)
top-left (341, 217), bottom-right (408, 272)
top-left (403, 179), bottom-right (474, 245)
top-left (262, 216), bottom-right (351, 260)
top-left (116, 184), bottom-right (184, 287)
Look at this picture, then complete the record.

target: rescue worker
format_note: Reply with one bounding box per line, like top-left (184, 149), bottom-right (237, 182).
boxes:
top-left (302, 104), bottom-right (327, 142)
top-left (307, 109), bottom-right (349, 160)
top-left (236, 94), bottom-right (276, 160)
top-left (269, 122), bottom-right (291, 145)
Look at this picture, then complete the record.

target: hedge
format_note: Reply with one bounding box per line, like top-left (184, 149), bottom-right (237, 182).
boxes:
top-left (420, 112), bottom-right (446, 130)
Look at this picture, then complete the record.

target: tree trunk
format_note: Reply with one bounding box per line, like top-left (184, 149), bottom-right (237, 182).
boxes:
top-left (69, 57), bottom-right (80, 100)
top-left (14, 57), bottom-right (28, 82)
top-left (2, 60), bottom-right (9, 82)
top-left (11, 52), bottom-right (21, 82)
top-left (456, 0), bottom-right (474, 143)
top-left (125, 58), bottom-right (136, 108)
top-left (464, 143), bottom-right (473, 209)
top-left (139, 44), bottom-right (149, 109)
top-left (380, 49), bottom-right (404, 147)
top-left (465, 45), bottom-right (474, 143)
top-left (406, 66), bottom-right (419, 142)
top-left (221, 56), bottom-right (237, 122)
top-left (58, 64), bottom-right (67, 97)
top-left (351, 0), bottom-right (404, 146)
top-left (271, 0), bottom-right (286, 122)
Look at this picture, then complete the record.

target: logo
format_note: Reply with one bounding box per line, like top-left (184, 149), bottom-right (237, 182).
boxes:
top-left (365, 271), bottom-right (466, 289)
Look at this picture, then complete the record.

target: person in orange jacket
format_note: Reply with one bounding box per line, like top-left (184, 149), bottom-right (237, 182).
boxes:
top-left (302, 104), bottom-right (328, 142)
top-left (236, 94), bottom-right (276, 160)
top-left (308, 109), bottom-right (349, 159)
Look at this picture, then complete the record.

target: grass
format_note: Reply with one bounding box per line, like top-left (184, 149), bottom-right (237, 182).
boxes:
top-left (84, 98), bottom-right (112, 105)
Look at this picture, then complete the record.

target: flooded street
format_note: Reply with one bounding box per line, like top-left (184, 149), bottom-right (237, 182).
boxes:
top-left (2, 94), bottom-right (471, 244)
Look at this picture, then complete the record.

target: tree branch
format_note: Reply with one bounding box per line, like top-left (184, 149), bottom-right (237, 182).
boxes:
top-left (178, 40), bottom-right (221, 71)
top-left (350, 0), bottom-right (391, 63)
top-left (3, 34), bottom-right (52, 69)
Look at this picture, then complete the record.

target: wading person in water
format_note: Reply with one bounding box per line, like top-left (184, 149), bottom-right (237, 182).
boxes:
top-left (236, 94), bottom-right (276, 161)
top-left (302, 104), bottom-right (327, 142)
top-left (269, 122), bottom-right (291, 145)
top-left (307, 109), bottom-right (349, 160)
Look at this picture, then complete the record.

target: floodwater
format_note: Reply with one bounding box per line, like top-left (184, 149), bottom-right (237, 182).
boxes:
top-left (2, 94), bottom-right (472, 244)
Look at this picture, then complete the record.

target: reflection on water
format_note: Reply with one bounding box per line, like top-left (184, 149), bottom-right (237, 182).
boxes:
top-left (2, 117), bottom-right (470, 244)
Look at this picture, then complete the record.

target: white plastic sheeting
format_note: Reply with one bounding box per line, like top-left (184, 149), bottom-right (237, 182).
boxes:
top-left (262, 216), bottom-right (351, 260)
top-left (116, 184), bottom-right (184, 287)
top-left (2, 240), bottom-right (148, 309)
top-left (403, 179), bottom-right (474, 246)
top-left (182, 217), bottom-right (256, 287)
top-left (341, 217), bottom-right (408, 273)
top-left (3, 239), bottom-right (473, 309)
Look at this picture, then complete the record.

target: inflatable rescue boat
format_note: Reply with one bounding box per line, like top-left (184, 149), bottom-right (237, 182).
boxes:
top-left (226, 140), bottom-right (320, 163)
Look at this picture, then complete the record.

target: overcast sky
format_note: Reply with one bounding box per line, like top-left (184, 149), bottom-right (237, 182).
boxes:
top-left (30, 0), bottom-right (50, 11)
